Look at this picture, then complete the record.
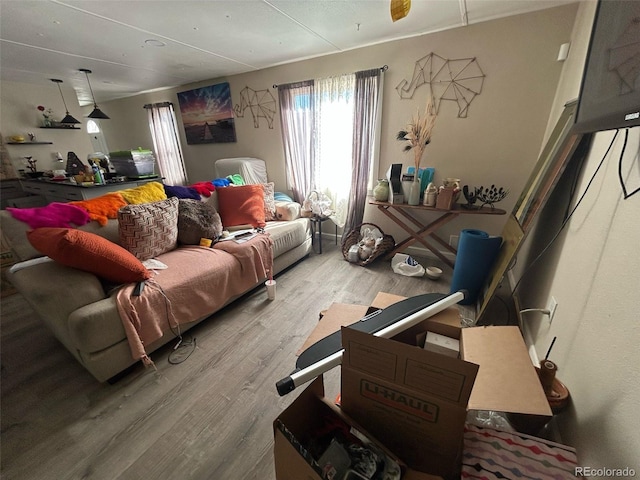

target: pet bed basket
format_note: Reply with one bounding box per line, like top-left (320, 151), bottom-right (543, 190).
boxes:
top-left (341, 223), bottom-right (396, 266)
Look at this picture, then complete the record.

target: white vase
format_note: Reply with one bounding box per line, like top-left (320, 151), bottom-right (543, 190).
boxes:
top-left (373, 179), bottom-right (390, 201)
top-left (408, 178), bottom-right (421, 205)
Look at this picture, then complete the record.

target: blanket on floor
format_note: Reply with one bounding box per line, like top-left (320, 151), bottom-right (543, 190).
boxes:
top-left (115, 233), bottom-right (273, 365)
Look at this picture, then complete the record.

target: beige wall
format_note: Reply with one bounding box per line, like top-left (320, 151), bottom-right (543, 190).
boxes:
top-left (1, 81), bottom-right (94, 173)
top-left (94, 4), bottom-right (578, 244)
top-left (517, 1), bottom-right (640, 470)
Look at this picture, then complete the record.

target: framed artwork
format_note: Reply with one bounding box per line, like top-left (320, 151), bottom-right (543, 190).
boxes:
top-left (476, 100), bottom-right (591, 321)
top-left (177, 82), bottom-right (237, 144)
top-left (512, 100), bottom-right (584, 232)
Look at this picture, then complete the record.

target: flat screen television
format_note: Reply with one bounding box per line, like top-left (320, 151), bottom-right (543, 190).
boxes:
top-left (573, 0), bottom-right (640, 133)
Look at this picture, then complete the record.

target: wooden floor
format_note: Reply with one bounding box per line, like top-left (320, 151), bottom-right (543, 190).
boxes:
top-left (0, 243), bottom-right (511, 480)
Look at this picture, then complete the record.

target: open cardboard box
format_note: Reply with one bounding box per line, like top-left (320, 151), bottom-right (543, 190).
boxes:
top-left (274, 376), bottom-right (442, 480)
top-left (286, 292), bottom-right (552, 478)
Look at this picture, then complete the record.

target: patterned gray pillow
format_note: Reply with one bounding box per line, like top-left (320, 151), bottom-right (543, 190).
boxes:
top-left (177, 199), bottom-right (223, 245)
top-left (117, 197), bottom-right (179, 260)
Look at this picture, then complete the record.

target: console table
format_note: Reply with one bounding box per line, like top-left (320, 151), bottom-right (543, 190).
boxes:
top-left (368, 198), bottom-right (506, 268)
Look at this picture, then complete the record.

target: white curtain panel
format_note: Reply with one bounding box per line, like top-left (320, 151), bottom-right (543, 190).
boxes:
top-left (278, 81), bottom-right (315, 203)
top-left (313, 73), bottom-right (356, 228)
top-left (146, 103), bottom-right (188, 185)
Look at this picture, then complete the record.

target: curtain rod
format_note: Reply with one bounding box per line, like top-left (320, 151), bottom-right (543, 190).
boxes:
top-left (143, 102), bottom-right (173, 109)
top-left (272, 64), bottom-right (388, 89)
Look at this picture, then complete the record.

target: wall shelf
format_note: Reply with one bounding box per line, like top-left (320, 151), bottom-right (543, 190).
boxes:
top-left (7, 141), bottom-right (53, 145)
top-left (39, 126), bottom-right (80, 130)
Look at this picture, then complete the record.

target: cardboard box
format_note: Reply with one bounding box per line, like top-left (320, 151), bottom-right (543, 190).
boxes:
top-left (304, 293), bottom-right (551, 417)
top-left (340, 326), bottom-right (478, 478)
top-left (273, 376), bottom-right (442, 480)
top-left (290, 293), bottom-right (552, 477)
top-left (424, 331), bottom-right (459, 357)
top-left (297, 292), bottom-right (406, 356)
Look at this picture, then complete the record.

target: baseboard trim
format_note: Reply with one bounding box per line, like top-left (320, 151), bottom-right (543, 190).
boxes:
top-left (404, 245), bottom-right (456, 263)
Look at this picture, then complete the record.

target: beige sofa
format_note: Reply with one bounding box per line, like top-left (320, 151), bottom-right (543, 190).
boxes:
top-left (1, 196), bottom-right (311, 382)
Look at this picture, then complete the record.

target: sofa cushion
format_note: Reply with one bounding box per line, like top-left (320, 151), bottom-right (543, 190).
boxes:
top-left (264, 218), bottom-right (311, 258)
top-left (26, 227), bottom-right (150, 284)
top-left (118, 197), bottom-right (179, 260)
top-left (217, 184), bottom-right (266, 228)
top-left (177, 199), bottom-right (223, 245)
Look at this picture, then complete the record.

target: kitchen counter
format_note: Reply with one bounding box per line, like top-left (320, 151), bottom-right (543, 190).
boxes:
top-left (20, 176), bottom-right (160, 202)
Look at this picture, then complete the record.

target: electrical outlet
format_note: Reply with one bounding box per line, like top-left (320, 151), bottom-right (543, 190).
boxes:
top-left (547, 296), bottom-right (558, 323)
top-left (449, 235), bottom-right (459, 249)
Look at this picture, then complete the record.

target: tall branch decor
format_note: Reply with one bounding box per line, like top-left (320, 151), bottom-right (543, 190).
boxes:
top-left (396, 97), bottom-right (437, 173)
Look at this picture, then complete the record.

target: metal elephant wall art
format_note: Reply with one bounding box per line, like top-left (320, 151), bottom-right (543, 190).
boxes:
top-left (396, 52), bottom-right (485, 118)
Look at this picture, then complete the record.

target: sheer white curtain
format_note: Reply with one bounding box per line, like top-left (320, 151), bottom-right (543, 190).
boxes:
top-left (278, 81), bottom-right (314, 203)
top-left (145, 102), bottom-right (188, 185)
top-left (278, 68), bottom-right (383, 230)
top-left (314, 74), bottom-right (355, 228)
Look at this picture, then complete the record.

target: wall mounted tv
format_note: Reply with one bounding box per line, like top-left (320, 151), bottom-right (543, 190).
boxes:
top-left (573, 0), bottom-right (640, 134)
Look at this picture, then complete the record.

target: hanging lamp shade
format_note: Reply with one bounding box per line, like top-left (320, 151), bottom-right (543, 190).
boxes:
top-left (79, 68), bottom-right (110, 120)
top-left (88, 107), bottom-right (110, 119)
top-left (50, 79), bottom-right (81, 125)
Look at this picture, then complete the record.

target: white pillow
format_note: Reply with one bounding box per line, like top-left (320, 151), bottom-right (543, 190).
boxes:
top-left (275, 201), bottom-right (301, 221)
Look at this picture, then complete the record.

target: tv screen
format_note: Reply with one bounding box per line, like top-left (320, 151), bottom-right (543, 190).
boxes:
top-left (574, 0), bottom-right (640, 133)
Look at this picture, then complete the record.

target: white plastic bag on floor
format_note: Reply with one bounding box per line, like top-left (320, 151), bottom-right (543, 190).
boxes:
top-left (391, 253), bottom-right (425, 277)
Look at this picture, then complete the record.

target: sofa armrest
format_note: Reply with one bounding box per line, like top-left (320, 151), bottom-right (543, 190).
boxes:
top-left (68, 296), bottom-right (126, 353)
top-left (8, 260), bottom-right (107, 332)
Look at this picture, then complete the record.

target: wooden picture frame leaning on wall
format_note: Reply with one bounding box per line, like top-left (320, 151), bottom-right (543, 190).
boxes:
top-left (476, 99), bottom-right (589, 321)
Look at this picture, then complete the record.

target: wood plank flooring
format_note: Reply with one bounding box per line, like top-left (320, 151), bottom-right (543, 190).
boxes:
top-left (0, 243), bottom-right (510, 480)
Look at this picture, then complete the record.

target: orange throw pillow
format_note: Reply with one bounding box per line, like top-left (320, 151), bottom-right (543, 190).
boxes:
top-left (27, 228), bottom-right (150, 284)
top-left (217, 184), bottom-right (266, 227)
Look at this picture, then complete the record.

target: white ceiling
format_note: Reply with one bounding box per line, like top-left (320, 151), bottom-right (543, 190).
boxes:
top-left (0, 0), bottom-right (575, 106)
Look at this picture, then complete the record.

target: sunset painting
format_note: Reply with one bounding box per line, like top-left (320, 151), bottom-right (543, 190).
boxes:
top-left (177, 82), bottom-right (237, 144)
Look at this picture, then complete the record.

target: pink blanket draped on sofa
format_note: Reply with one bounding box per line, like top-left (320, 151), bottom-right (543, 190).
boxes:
top-left (115, 233), bottom-right (273, 365)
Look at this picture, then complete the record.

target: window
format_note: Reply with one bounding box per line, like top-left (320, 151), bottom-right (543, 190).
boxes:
top-left (278, 68), bottom-right (383, 233)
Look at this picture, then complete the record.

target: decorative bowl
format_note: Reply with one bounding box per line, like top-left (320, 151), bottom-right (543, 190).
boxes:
top-left (425, 266), bottom-right (443, 280)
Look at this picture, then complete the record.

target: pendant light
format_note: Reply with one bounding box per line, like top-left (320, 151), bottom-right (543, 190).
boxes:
top-left (50, 79), bottom-right (81, 125)
top-left (79, 68), bottom-right (110, 119)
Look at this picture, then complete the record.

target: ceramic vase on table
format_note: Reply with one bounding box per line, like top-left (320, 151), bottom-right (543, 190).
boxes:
top-left (423, 182), bottom-right (438, 206)
top-left (373, 179), bottom-right (390, 202)
top-left (408, 178), bottom-right (421, 205)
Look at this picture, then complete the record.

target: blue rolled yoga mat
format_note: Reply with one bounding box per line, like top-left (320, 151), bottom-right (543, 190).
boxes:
top-left (450, 229), bottom-right (503, 305)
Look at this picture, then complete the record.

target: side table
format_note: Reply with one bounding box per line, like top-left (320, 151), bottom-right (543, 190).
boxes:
top-left (309, 215), bottom-right (337, 254)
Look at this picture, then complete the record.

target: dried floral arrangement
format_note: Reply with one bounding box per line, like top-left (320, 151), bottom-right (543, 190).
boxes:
top-left (396, 97), bottom-right (437, 173)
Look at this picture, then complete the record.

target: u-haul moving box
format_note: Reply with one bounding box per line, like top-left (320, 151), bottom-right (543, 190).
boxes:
top-left (340, 326), bottom-right (478, 478)
top-left (273, 376), bottom-right (442, 480)
top-left (274, 293), bottom-right (552, 479)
